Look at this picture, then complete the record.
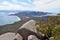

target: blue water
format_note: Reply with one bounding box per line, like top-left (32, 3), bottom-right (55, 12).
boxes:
top-left (0, 12), bottom-right (21, 26)
top-left (0, 11), bottom-right (57, 26)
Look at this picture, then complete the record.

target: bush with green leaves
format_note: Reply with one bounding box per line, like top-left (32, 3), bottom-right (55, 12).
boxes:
top-left (35, 16), bottom-right (60, 40)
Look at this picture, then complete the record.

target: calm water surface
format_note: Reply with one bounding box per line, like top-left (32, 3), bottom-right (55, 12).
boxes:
top-left (0, 12), bottom-right (21, 26)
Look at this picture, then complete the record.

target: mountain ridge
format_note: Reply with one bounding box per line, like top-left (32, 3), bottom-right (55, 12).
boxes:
top-left (10, 11), bottom-right (52, 20)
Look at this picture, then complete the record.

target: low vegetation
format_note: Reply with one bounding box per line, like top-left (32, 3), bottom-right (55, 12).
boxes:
top-left (36, 16), bottom-right (60, 40)
top-left (0, 20), bottom-right (28, 35)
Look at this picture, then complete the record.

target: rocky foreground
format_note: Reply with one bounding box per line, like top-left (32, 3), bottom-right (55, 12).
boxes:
top-left (0, 20), bottom-right (54, 40)
top-left (0, 32), bottom-right (15, 40)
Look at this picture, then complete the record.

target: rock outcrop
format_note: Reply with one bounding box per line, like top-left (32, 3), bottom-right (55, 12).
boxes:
top-left (28, 35), bottom-right (40, 40)
top-left (49, 37), bottom-right (54, 40)
top-left (0, 32), bottom-right (15, 40)
top-left (14, 20), bottom-right (41, 40)
top-left (19, 20), bottom-right (37, 33)
top-left (0, 20), bottom-right (45, 40)
top-left (14, 33), bottom-right (23, 40)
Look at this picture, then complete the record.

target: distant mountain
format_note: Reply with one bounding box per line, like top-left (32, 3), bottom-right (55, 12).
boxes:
top-left (10, 11), bottom-right (51, 20)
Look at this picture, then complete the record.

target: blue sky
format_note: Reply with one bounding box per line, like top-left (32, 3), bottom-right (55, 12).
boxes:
top-left (0, 0), bottom-right (60, 13)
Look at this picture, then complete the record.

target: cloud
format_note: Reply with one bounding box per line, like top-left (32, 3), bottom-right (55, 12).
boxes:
top-left (12, 0), bottom-right (33, 6)
top-left (33, 0), bottom-right (60, 10)
top-left (0, 1), bottom-right (29, 10)
top-left (12, 0), bottom-right (16, 2)
top-left (0, 0), bottom-right (60, 13)
top-left (0, 2), bottom-right (17, 10)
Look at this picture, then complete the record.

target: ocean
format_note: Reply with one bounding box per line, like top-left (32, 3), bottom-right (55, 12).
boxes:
top-left (0, 12), bottom-right (21, 26)
top-left (0, 11), bottom-right (57, 26)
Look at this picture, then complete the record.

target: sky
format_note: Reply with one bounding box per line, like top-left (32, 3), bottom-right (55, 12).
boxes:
top-left (0, 0), bottom-right (60, 13)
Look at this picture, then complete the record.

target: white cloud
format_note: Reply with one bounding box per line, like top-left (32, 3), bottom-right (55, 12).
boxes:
top-left (12, 0), bottom-right (17, 2)
top-left (0, 2), bottom-right (16, 10)
top-left (0, 0), bottom-right (60, 13)
top-left (19, 2), bottom-right (31, 6)
top-left (33, 0), bottom-right (60, 10)
top-left (12, 0), bottom-right (31, 6)
top-left (0, 1), bottom-right (30, 10)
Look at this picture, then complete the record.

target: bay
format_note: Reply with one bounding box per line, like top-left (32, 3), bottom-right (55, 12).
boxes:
top-left (0, 12), bottom-right (21, 26)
